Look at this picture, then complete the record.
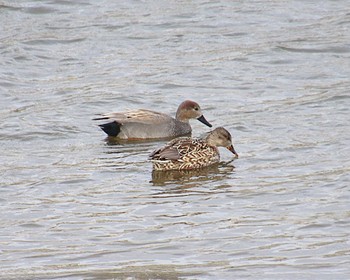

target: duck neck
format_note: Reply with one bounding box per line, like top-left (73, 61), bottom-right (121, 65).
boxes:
top-left (204, 133), bottom-right (216, 145)
top-left (176, 110), bottom-right (189, 123)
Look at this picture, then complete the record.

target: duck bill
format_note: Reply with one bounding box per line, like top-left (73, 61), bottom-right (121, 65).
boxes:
top-left (197, 115), bottom-right (212, 127)
top-left (227, 145), bottom-right (238, 158)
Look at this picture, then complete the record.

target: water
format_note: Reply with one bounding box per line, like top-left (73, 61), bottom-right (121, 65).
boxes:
top-left (1, 0), bottom-right (350, 279)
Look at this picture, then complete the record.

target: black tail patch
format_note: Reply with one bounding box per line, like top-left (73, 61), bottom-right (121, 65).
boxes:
top-left (99, 121), bottom-right (121, 137)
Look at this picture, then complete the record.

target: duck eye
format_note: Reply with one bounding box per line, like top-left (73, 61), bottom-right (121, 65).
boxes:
top-left (194, 107), bottom-right (199, 111)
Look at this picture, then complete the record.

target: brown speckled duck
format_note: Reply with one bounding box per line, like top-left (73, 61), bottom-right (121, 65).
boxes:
top-left (149, 127), bottom-right (238, 171)
top-left (93, 100), bottom-right (212, 139)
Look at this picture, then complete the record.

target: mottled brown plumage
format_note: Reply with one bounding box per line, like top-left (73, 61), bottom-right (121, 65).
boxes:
top-left (149, 127), bottom-right (238, 171)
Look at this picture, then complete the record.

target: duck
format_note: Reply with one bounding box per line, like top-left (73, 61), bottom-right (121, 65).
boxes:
top-left (149, 127), bottom-right (238, 171)
top-left (93, 100), bottom-right (212, 139)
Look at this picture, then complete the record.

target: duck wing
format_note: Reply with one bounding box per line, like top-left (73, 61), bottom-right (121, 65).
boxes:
top-left (149, 137), bottom-right (194, 161)
top-left (94, 109), bottom-right (173, 125)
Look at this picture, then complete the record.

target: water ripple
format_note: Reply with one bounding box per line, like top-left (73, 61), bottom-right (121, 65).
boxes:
top-left (1, 0), bottom-right (350, 279)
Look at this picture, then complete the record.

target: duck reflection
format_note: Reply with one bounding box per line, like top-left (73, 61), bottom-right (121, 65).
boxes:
top-left (150, 160), bottom-right (235, 187)
top-left (104, 136), bottom-right (175, 145)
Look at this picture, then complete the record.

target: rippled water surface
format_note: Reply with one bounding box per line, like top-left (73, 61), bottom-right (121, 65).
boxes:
top-left (1, 1), bottom-right (350, 279)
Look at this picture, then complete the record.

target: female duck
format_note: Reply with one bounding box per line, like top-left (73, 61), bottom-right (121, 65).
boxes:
top-left (149, 127), bottom-right (238, 171)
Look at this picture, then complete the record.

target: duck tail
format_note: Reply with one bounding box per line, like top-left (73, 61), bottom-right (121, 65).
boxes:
top-left (98, 121), bottom-right (121, 137)
top-left (92, 116), bottom-right (109, 121)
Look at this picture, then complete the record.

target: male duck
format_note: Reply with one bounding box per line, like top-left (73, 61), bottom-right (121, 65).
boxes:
top-left (94, 100), bottom-right (212, 139)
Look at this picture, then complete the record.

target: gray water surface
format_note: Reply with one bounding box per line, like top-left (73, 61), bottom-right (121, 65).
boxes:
top-left (1, 1), bottom-right (350, 279)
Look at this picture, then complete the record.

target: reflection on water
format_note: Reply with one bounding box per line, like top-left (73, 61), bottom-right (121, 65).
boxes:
top-left (151, 162), bottom-right (235, 187)
top-left (104, 136), bottom-right (178, 145)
